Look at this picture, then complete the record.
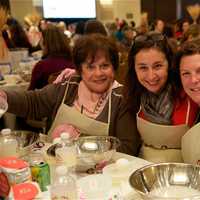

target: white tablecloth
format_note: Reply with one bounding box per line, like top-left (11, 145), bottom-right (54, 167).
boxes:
top-left (0, 74), bottom-right (29, 90)
top-left (0, 82), bottom-right (29, 91)
top-left (40, 152), bottom-right (151, 200)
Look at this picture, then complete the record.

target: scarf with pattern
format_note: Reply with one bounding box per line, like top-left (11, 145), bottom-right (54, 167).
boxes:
top-left (141, 84), bottom-right (174, 125)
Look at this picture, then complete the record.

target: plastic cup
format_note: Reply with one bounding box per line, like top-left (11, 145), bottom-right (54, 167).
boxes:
top-left (78, 174), bottom-right (112, 200)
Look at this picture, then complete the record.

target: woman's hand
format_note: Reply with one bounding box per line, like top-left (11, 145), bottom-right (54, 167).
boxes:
top-left (53, 68), bottom-right (76, 84)
top-left (52, 123), bottom-right (80, 139)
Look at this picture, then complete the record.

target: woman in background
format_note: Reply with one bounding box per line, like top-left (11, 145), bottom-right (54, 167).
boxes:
top-left (29, 24), bottom-right (74, 90)
top-left (124, 32), bottom-right (198, 162)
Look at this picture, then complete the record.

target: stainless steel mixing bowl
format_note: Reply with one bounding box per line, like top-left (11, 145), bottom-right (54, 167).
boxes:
top-left (129, 163), bottom-right (200, 200)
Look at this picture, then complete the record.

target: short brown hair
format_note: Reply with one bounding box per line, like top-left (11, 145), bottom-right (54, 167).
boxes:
top-left (175, 38), bottom-right (200, 86)
top-left (73, 33), bottom-right (119, 73)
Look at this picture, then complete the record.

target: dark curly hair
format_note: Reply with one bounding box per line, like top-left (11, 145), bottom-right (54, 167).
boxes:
top-left (73, 33), bottom-right (119, 74)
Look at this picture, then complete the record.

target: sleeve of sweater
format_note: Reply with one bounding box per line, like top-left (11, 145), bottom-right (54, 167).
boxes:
top-left (110, 100), bottom-right (141, 156)
top-left (28, 61), bottom-right (44, 90)
top-left (4, 83), bottom-right (65, 120)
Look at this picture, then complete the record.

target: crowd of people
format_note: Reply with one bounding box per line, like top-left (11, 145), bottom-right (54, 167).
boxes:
top-left (1, 0), bottom-right (200, 164)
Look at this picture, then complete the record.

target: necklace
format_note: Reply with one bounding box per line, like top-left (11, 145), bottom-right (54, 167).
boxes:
top-left (74, 91), bottom-right (108, 115)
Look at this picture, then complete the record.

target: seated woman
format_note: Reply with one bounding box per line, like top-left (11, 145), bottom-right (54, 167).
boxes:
top-left (28, 24), bottom-right (74, 90)
top-left (175, 39), bottom-right (200, 164)
top-left (0, 34), bottom-right (141, 156)
top-left (123, 32), bottom-right (198, 163)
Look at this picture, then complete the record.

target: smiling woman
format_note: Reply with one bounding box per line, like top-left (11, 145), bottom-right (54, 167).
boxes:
top-left (178, 41), bottom-right (200, 107)
top-left (123, 31), bottom-right (199, 163)
top-left (134, 48), bottom-right (168, 94)
top-left (175, 38), bottom-right (200, 164)
top-left (0, 33), bottom-right (141, 156)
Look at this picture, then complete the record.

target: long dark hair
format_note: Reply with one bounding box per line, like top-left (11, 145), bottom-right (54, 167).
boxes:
top-left (123, 32), bottom-right (178, 114)
top-left (42, 24), bottom-right (72, 59)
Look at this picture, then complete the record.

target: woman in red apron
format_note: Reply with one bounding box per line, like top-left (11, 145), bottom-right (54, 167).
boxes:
top-left (175, 39), bottom-right (200, 164)
top-left (123, 32), bottom-right (198, 163)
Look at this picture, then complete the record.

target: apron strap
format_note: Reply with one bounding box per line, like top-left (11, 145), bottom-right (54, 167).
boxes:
top-left (61, 76), bottom-right (73, 104)
top-left (107, 91), bottom-right (112, 125)
top-left (62, 77), bottom-right (112, 127)
top-left (185, 98), bottom-right (190, 125)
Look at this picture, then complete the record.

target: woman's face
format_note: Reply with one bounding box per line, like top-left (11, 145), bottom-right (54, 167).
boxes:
top-left (135, 48), bottom-right (168, 94)
top-left (180, 54), bottom-right (200, 106)
top-left (81, 51), bottom-right (115, 94)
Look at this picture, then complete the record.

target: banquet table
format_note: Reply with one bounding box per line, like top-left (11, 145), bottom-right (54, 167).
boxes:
top-left (40, 150), bottom-right (151, 200)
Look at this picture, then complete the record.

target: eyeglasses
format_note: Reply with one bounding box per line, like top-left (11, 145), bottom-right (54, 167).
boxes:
top-left (132, 33), bottom-right (166, 46)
